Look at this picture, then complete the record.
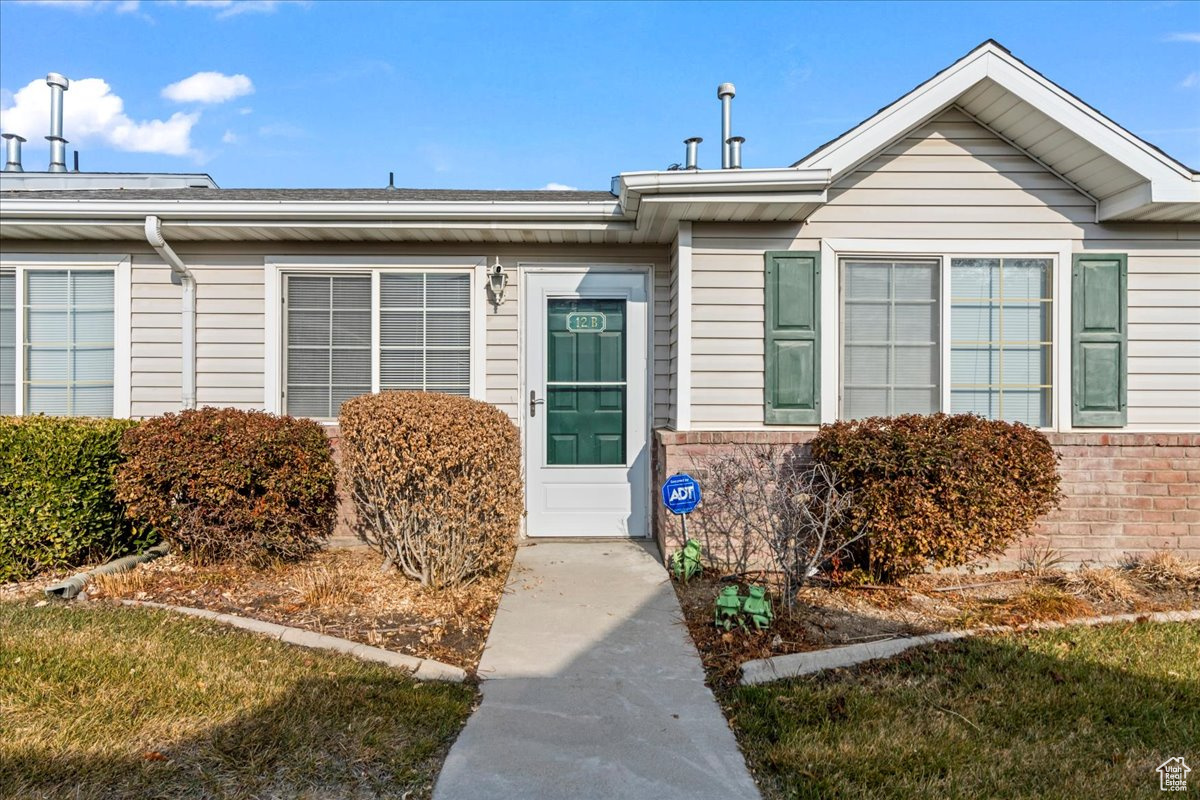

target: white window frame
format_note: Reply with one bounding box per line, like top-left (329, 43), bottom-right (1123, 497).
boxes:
top-left (0, 254), bottom-right (132, 418)
top-left (264, 256), bottom-right (487, 420)
top-left (822, 239), bottom-right (1072, 431)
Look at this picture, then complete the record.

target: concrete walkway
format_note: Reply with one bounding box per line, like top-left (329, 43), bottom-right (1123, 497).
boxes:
top-left (433, 540), bottom-right (761, 800)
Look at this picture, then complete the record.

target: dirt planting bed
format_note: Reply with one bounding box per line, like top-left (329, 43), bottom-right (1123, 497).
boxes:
top-left (675, 555), bottom-right (1200, 688)
top-left (56, 547), bottom-right (508, 672)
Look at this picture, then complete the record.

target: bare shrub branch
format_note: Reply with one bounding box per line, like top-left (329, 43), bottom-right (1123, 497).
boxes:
top-left (690, 443), bottom-right (864, 607)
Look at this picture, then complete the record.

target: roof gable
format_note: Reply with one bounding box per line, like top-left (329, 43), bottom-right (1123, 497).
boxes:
top-left (793, 40), bottom-right (1200, 222)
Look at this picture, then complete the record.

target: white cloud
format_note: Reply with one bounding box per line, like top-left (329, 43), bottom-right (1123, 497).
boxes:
top-left (13, 0), bottom-right (141, 12)
top-left (221, 129), bottom-right (239, 144)
top-left (162, 71), bottom-right (253, 104)
top-left (0, 77), bottom-right (199, 157)
top-left (1182, 72), bottom-right (1200, 89)
top-left (184, 0), bottom-right (307, 18)
top-left (1164, 32), bottom-right (1200, 42)
top-left (540, 182), bottom-right (578, 191)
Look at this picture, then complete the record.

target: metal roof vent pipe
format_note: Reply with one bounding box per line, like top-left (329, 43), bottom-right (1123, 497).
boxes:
top-left (727, 136), bottom-right (745, 169)
top-left (684, 137), bottom-right (702, 170)
top-left (2, 134), bottom-right (25, 172)
top-left (46, 73), bottom-right (70, 173)
top-left (717, 82), bottom-right (735, 168)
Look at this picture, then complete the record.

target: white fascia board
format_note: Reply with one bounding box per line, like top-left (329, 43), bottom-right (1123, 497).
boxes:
top-left (0, 199), bottom-right (626, 222)
top-left (638, 191), bottom-right (827, 205)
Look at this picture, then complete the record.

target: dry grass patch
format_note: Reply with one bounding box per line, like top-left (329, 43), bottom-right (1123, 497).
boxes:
top-left (0, 600), bottom-right (475, 800)
top-left (86, 547), bottom-right (509, 671)
top-left (1054, 567), bottom-right (1139, 603)
top-left (1130, 551), bottom-right (1200, 594)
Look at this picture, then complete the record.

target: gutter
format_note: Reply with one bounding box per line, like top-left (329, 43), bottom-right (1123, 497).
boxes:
top-left (143, 215), bottom-right (196, 410)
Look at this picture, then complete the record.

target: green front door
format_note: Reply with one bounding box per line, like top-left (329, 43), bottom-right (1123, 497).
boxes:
top-left (546, 298), bottom-right (626, 465)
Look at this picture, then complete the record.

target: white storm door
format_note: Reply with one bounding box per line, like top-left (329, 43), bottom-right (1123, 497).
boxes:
top-left (524, 270), bottom-right (649, 537)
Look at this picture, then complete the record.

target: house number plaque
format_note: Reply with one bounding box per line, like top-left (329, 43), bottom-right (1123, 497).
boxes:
top-left (565, 311), bottom-right (607, 333)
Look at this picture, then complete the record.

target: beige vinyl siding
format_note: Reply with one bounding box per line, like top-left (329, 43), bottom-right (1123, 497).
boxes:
top-left (666, 243), bottom-right (680, 428)
top-left (689, 107), bottom-right (1200, 431)
top-left (132, 254), bottom-right (266, 416)
top-left (10, 241), bottom-right (670, 423)
top-left (653, 255), bottom-right (672, 427)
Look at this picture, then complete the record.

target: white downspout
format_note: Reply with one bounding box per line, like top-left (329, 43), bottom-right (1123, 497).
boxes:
top-left (143, 215), bottom-right (196, 410)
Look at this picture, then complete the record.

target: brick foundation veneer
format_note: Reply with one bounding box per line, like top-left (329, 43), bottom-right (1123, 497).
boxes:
top-left (653, 430), bottom-right (1200, 569)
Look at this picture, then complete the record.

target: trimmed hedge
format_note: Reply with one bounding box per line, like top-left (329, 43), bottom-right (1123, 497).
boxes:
top-left (115, 408), bottom-right (337, 565)
top-left (1, 415), bottom-right (152, 582)
top-left (340, 391), bottom-right (522, 589)
top-left (810, 414), bottom-right (1061, 582)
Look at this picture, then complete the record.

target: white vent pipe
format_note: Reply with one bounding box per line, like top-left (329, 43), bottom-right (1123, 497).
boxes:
top-left (144, 216), bottom-right (196, 410)
top-left (684, 137), bottom-right (702, 170)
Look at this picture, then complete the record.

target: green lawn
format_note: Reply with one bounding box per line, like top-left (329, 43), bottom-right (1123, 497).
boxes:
top-left (726, 621), bottom-right (1200, 800)
top-left (0, 601), bottom-right (476, 800)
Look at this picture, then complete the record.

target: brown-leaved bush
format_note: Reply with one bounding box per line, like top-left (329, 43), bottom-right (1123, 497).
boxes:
top-left (339, 392), bottom-right (522, 589)
top-left (810, 414), bottom-right (1061, 582)
top-left (115, 408), bottom-right (337, 565)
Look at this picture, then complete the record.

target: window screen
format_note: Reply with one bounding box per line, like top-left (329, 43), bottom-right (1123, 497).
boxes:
top-left (1, 271), bottom-right (13, 415)
top-left (24, 270), bottom-right (114, 416)
top-left (285, 275), bottom-right (371, 417)
top-left (841, 259), bottom-right (939, 419)
top-left (380, 273), bottom-right (471, 394)
top-left (950, 258), bottom-right (1052, 426)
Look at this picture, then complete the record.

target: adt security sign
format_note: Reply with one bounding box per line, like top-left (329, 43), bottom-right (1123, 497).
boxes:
top-left (662, 473), bottom-right (702, 516)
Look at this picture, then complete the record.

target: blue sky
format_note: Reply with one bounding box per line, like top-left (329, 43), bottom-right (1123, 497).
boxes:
top-left (1, 0), bottom-right (1198, 189)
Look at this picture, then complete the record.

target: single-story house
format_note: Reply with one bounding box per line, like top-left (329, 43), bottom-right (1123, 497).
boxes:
top-left (2, 41), bottom-right (1197, 565)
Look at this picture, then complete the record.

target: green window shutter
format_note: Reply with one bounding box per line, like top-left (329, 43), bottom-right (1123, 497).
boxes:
top-left (764, 251), bottom-right (820, 425)
top-left (1072, 254), bottom-right (1127, 427)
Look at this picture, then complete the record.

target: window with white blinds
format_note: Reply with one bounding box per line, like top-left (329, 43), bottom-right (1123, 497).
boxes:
top-left (1, 271), bottom-right (14, 415)
top-left (380, 273), bottom-right (471, 393)
top-left (950, 258), bottom-right (1052, 427)
top-left (285, 275), bottom-right (372, 418)
top-left (841, 259), bottom-right (940, 419)
top-left (283, 271), bottom-right (473, 418)
top-left (23, 270), bottom-right (115, 416)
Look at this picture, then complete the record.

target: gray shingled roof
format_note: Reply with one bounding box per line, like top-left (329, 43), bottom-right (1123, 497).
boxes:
top-left (0, 187), bottom-right (617, 202)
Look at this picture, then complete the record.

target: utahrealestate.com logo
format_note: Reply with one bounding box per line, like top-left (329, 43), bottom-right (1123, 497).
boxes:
top-left (1157, 757), bottom-right (1191, 792)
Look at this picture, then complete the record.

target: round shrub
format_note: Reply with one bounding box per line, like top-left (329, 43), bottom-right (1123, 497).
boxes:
top-left (809, 413), bottom-right (1061, 582)
top-left (115, 407), bottom-right (337, 565)
top-left (1, 416), bottom-right (152, 582)
top-left (339, 391), bottom-right (522, 589)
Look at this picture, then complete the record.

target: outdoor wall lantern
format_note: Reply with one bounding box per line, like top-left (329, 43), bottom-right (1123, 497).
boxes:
top-left (488, 259), bottom-right (508, 309)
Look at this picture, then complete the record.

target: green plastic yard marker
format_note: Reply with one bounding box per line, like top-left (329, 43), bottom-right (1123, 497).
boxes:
top-left (741, 585), bottom-right (773, 631)
top-left (715, 585), bottom-right (743, 631)
top-left (669, 538), bottom-right (704, 582)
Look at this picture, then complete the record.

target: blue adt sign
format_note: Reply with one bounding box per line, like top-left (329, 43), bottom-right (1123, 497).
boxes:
top-left (662, 473), bottom-right (701, 515)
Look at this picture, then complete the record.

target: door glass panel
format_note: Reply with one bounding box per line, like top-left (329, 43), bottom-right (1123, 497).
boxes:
top-left (546, 298), bottom-right (625, 466)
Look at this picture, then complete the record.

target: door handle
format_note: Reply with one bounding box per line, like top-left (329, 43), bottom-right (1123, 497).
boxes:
top-left (530, 390), bottom-right (545, 417)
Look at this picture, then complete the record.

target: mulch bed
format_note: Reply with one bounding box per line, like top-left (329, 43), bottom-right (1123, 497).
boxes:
top-left (79, 547), bottom-right (508, 672)
top-left (675, 565), bottom-right (1200, 688)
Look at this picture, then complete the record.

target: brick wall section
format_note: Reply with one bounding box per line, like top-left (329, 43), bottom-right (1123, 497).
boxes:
top-left (653, 429), bottom-right (1200, 568)
top-left (323, 426), bottom-right (360, 545)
